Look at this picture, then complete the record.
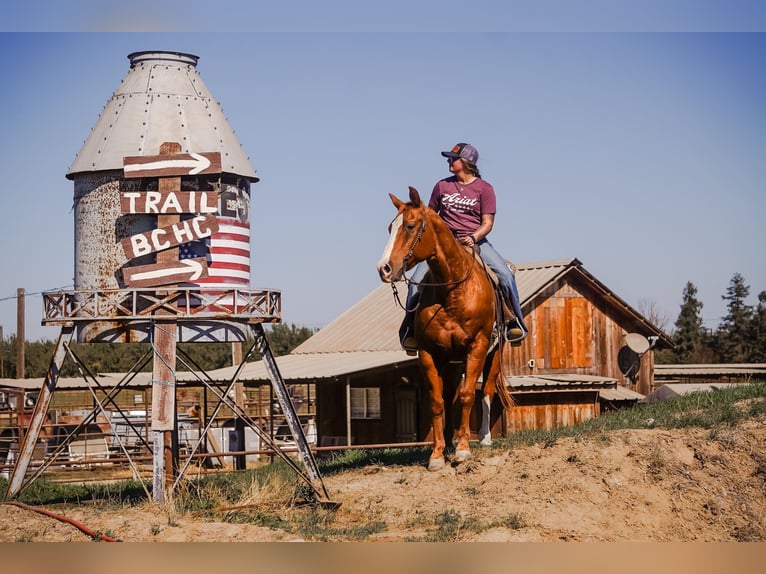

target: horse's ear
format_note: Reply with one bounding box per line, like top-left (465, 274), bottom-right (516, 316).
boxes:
top-left (408, 186), bottom-right (422, 207)
top-left (389, 193), bottom-right (404, 210)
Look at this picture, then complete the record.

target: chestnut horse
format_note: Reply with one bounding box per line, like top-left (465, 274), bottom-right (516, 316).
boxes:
top-left (377, 187), bottom-right (505, 471)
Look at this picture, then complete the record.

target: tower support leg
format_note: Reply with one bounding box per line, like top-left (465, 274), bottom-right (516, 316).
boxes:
top-left (4, 325), bottom-right (74, 500)
top-left (251, 323), bottom-right (329, 500)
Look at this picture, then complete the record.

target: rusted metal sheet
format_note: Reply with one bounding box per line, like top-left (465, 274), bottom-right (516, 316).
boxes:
top-left (123, 151), bottom-right (222, 178)
top-left (120, 214), bottom-right (219, 259)
top-left (120, 191), bottom-right (218, 214)
top-left (123, 258), bottom-right (209, 288)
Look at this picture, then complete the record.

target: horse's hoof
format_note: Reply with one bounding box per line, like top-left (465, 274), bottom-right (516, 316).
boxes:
top-left (454, 449), bottom-right (471, 462)
top-left (479, 436), bottom-right (492, 447)
top-left (428, 458), bottom-right (445, 471)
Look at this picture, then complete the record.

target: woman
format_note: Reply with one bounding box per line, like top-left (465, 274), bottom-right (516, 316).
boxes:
top-left (400, 142), bottom-right (527, 352)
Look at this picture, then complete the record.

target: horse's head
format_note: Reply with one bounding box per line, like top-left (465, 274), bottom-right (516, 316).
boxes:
top-left (377, 186), bottom-right (432, 283)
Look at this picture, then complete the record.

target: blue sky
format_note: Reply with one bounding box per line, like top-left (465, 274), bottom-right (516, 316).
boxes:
top-left (0, 14), bottom-right (765, 342)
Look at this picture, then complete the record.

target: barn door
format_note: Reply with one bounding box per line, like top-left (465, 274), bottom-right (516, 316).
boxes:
top-left (395, 386), bottom-right (417, 442)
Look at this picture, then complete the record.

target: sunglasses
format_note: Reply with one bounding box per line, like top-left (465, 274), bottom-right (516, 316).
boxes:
top-left (447, 156), bottom-right (462, 164)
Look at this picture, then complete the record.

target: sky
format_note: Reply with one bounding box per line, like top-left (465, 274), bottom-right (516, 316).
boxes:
top-left (0, 4), bottom-right (765, 342)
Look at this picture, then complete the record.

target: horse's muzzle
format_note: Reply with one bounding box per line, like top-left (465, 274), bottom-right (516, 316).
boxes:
top-left (377, 260), bottom-right (401, 283)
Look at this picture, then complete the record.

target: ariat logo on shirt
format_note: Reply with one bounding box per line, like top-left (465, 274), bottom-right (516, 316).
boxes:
top-left (442, 192), bottom-right (478, 212)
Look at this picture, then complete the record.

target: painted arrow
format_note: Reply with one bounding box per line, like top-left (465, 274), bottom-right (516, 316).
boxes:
top-left (123, 257), bottom-right (209, 288)
top-left (123, 151), bottom-right (222, 178)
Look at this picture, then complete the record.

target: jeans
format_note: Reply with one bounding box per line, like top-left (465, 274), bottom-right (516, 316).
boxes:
top-left (399, 238), bottom-right (528, 343)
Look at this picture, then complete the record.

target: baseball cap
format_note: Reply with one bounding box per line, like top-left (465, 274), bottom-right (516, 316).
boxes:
top-left (441, 142), bottom-right (479, 163)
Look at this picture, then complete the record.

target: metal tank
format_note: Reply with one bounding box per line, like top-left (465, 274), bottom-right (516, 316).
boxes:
top-left (65, 51), bottom-right (269, 343)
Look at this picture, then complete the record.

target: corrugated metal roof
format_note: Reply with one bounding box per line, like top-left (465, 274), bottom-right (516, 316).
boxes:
top-left (293, 258), bottom-right (581, 355)
top-left (199, 350), bottom-right (416, 383)
top-left (642, 382), bottom-right (746, 403)
top-left (506, 374), bottom-right (616, 391)
top-left (655, 364), bottom-right (766, 376)
top-left (600, 385), bottom-right (645, 401)
top-left (67, 51), bottom-right (258, 180)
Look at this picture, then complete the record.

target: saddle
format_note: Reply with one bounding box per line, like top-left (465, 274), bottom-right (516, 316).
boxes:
top-left (467, 247), bottom-right (524, 348)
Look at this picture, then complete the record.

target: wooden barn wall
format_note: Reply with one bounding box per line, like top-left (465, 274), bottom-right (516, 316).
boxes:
top-left (315, 366), bottom-right (509, 445)
top-left (501, 276), bottom-right (655, 395)
top-left (505, 391), bottom-right (600, 432)
top-left (316, 364), bottom-right (426, 445)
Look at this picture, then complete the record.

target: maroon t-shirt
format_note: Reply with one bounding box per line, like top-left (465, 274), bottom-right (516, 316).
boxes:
top-left (428, 176), bottom-right (497, 237)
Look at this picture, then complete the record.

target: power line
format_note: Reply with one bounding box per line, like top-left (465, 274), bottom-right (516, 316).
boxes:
top-left (0, 285), bottom-right (73, 303)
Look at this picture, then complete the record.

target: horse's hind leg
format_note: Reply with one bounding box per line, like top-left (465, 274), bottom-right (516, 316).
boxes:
top-left (479, 349), bottom-right (501, 446)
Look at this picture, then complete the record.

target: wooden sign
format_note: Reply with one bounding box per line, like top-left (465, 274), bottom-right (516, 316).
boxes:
top-left (121, 214), bottom-right (219, 259)
top-left (123, 151), bottom-right (222, 178)
top-left (121, 191), bottom-right (218, 214)
top-left (123, 257), bottom-right (209, 288)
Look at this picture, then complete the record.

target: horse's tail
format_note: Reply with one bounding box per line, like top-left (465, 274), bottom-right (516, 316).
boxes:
top-left (495, 367), bottom-right (514, 410)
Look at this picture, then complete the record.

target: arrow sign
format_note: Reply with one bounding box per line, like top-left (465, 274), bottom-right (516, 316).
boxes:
top-left (123, 257), bottom-right (209, 288)
top-left (121, 213), bottom-right (219, 260)
top-left (123, 151), bottom-right (222, 178)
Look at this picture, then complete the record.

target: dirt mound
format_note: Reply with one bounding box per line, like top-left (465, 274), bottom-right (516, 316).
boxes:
top-left (2, 421), bottom-right (765, 542)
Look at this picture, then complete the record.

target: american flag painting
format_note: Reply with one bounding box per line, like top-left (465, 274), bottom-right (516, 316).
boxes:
top-left (187, 217), bottom-right (250, 287)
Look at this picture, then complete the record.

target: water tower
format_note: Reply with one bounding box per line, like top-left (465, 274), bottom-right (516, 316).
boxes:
top-left (5, 52), bottom-right (327, 503)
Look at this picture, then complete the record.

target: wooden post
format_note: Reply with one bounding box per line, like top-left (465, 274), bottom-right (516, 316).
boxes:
top-left (150, 142), bottom-right (181, 503)
top-left (16, 288), bottom-right (24, 379)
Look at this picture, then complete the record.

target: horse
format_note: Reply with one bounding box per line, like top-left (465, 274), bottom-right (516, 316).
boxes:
top-left (377, 186), bottom-right (508, 471)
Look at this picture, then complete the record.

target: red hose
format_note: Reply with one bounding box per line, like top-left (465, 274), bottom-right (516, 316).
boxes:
top-left (2, 501), bottom-right (121, 542)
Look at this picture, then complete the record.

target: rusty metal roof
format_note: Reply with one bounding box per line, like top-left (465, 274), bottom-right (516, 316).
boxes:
top-left (507, 374), bottom-right (617, 392)
top-left (67, 51), bottom-right (258, 180)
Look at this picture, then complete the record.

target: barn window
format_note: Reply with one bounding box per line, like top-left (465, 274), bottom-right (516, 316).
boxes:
top-left (350, 387), bottom-right (381, 419)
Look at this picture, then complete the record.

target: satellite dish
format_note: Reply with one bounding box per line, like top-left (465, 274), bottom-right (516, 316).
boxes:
top-left (626, 333), bottom-right (650, 355)
top-left (617, 346), bottom-right (641, 378)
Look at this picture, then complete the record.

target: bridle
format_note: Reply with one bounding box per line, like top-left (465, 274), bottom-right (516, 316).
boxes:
top-left (389, 206), bottom-right (478, 311)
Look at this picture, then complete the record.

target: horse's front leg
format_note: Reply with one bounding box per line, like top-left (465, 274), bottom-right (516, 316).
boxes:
top-left (418, 350), bottom-right (446, 471)
top-left (454, 342), bottom-right (488, 462)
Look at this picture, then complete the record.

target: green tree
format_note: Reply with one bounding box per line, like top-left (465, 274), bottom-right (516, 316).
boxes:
top-left (750, 291), bottom-right (766, 363)
top-left (5, 323), bottom-right (317, 379)
top-left (715, 273), bottom-right (753, 363)
top-left (263, 323), bottom-right (317, 356)
top-left (672, 281), bottom-right (709, 363)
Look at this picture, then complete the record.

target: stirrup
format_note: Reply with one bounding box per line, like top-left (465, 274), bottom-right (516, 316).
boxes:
top-left (402, 336), bottom-right (418, 356)
top-left (505, 320), bottom-right (526, 347)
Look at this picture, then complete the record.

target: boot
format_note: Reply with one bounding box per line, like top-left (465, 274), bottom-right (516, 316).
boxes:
top-left (399, 320), bottom-right (418, 356)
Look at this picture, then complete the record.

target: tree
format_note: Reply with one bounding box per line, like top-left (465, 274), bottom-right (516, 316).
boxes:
top-left (715, 272), bottom-right (753, 363)
top-left (750, 291), bottom-right (766, 363)
top-left (264, 323), bottom-right (317, 356)
top-left (637, 298), bottom-right (671, 334)
top-left (672, 281), bottom-right (709, 363)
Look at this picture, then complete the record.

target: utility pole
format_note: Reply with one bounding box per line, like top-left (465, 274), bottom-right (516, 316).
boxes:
top-left (16, 288), bottom-right (24, 379)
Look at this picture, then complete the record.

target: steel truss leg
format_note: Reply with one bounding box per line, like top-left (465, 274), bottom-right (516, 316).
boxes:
top-left (4, 325), bottom-right (75, 500)
top-left (250, 323), bottom-right (330, 501)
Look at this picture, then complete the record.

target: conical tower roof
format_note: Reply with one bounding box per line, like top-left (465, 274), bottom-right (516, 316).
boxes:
top-left (67, 51), bottom-right (258, 181)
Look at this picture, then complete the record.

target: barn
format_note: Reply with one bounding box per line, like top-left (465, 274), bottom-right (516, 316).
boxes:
top-left (213, 258), bottom-right (668, 445)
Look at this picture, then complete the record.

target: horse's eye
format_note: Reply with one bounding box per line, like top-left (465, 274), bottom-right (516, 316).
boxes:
top-left (405, 223), bottom-right (416, 232)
